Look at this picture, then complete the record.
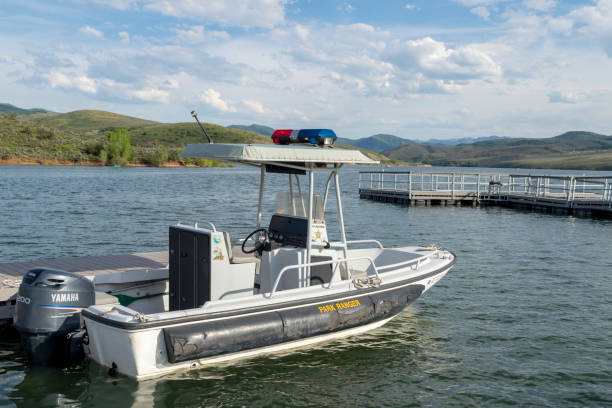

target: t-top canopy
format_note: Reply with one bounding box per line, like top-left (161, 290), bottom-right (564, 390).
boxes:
top-left (180, 143), bottom-right (378, 165)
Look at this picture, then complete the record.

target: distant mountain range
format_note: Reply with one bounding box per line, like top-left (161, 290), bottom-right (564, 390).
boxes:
top-left (227, 124), bottom-right (509, 152)
top-left (337, 134), bottom-right (510, 152)
top-left (0, 103), bottom-right (50, 115)
top-left (227, 124), bottom-right (274, 136)
top-left (225, 123), bottom-right (612, 170)
top-left (382, 131), bottom-right (612, 170)
top-left (2, 105), bottom-right (611, 169)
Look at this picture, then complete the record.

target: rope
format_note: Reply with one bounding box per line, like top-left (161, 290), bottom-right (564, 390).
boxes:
top-left (2, 279), bottom-right (21, 288)
top-left (353, 276), bottom-right (381, 289)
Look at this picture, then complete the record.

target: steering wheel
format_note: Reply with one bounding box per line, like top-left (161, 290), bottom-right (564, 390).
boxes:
top-left (241, 228), bottom-right (271, 255)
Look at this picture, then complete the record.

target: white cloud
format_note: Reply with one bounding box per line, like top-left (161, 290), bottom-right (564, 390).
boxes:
top-left (389, 37), bottom-right (501, 80)
top-left (295, 25), bottom-right (309, 42)
top-left (471, 6), bottom-right (490, 20)
top-left (92, 0), bottom-right (137, 10)
top-left (79, 26), bottom-right (104, 39)
top-left (142, 0), bottom-right (287, 28)
top-left (198, 89), bottom-right (235, 112)
top-left (118, 31), bottom-right (130, 44)
top-left (453, 0), bottom-right (502, 6)
top-left (548, 90), bottom-right (580, 104)
top-left (548, 17), bottom-right (573, 35)
top-left (173, 26), bottom-right (230, 44)
top-left (242, 99), bottom-right (266, 113)
top-left (339, 3), bottom-right (354, 13)
top-left (405, 4), bottom-right (417, 10)
top-left (130, 87), bottom-right (170, 103)
top-left (523, 0), bottom-right (556, 11)
top-left (565, 0), bottom-right (612, 56)
top-left (48, 72), bottom-right (98, 94)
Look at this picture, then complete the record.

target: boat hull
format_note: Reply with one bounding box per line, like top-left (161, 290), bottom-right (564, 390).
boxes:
top-left (164, 282), bottom-right (424, 363)
top-left (83, 266), bottom-right (451, 379)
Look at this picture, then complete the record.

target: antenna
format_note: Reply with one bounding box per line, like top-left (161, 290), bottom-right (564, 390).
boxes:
top-left (190, 111), bottom-right (213, 144)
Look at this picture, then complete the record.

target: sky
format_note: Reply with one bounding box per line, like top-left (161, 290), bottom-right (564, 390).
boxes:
top-left (1, 0), bottom-right (611, 140)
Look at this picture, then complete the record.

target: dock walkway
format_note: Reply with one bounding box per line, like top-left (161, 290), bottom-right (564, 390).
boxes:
top-left (0, 251), bottom-right (167, 321)
top-left (359, 171), bottom-right (612, 217)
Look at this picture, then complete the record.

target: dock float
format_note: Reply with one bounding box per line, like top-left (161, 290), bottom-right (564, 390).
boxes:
top-left (0, 251), bottom-right (167, 324)
top-left (359, 171), bottom-right (612, 217)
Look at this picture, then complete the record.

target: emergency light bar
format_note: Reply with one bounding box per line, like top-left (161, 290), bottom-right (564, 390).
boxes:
top-left (271, 129), bottom-right (337, 146)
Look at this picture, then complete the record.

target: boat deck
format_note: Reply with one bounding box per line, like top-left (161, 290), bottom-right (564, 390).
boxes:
top-left (0, 251), bottom-right (168, 322)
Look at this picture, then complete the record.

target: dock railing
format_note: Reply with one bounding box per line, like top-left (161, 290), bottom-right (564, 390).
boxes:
top-left (358, 171), bottom-right (612, 208)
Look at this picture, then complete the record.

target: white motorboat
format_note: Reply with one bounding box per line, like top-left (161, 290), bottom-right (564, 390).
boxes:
top-left (16, 129), bottom-right (455, 379)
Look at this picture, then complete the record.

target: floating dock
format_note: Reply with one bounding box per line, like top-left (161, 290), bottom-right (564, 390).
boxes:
top-left (359, 171), bottom-right (612, 217)
top-left (0, 251), bottom-right (167, 324)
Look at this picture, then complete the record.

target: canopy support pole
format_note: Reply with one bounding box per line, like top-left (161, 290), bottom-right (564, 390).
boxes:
top-left (289, 174), bottom-right (296, 215)
top-left (322, 172), bottom-right (334, 212)
top-left (257, 166), bottom-right (265, 227)
top-left (306, 166), bottom-right (315, 285)
top-left (295, 174), bottom-right (307, 216)
top-left (334, 165), bottom-right (349, 277)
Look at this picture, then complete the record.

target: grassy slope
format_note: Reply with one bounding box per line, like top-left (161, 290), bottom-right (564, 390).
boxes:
top-left (0, 113), bottom-right (90, 162)
top-left (23, 110), bottom-right (271, 146)
top-left (383, 131), bottom-right (612, 170)
top-left (130, 122), bottom-right (271, 146)
top-left (26, 110), bottom-right (158, 134)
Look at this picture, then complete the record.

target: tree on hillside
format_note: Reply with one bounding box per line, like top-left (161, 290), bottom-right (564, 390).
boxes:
top-left (103, 128), bottom-right (132, 166)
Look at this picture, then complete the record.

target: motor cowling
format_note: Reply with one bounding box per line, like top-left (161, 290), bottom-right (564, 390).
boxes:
top-left (13, 268), bottom-right (95, 365)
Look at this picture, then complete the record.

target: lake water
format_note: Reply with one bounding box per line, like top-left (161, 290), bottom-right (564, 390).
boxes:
top-left (0, 165), bottom-right (611, 407)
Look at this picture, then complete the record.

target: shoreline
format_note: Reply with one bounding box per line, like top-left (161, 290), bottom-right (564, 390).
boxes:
top-left (0, 158), bottom-right (214, 168)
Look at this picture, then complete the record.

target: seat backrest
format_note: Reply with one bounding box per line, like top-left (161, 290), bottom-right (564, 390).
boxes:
top-left (223, 231), bottom-right (233, 260)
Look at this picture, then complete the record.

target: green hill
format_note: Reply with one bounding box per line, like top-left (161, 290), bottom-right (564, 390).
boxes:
top-left (25, 109), bottom-right (158, 134)
top-left (383, 131), bottom-right (612, 170)
top-left (130, 122), bottom-right (271, 146)
top-left (227, 124), bottom-right (274, 136)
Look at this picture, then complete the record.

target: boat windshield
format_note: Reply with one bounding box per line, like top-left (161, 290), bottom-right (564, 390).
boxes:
top-left (273, 192), bottom-right (324, 222)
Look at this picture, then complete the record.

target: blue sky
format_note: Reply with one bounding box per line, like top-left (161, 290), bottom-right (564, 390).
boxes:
top-left (1, 0), bottom-right (611, 140)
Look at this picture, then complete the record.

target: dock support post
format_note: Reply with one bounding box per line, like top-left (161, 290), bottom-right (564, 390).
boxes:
top-left (408, 172), bottom-right (412, 200)
top-left (452, 173), bottom-right (455, 200)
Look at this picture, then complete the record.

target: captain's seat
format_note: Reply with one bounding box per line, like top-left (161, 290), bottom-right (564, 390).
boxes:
top-left (223, 231), bottom-right (260, 273)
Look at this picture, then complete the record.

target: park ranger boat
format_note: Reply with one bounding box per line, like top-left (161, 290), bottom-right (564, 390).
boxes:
top-left (40, 128), bottom-right (455, 379)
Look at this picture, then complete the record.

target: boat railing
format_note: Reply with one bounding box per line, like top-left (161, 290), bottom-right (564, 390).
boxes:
top-left (329, 240), bottom-right (384, 249)
top-left (268, 253), bottom-right (426, 296)
top-left (269, 256), bottom-right (381, 296)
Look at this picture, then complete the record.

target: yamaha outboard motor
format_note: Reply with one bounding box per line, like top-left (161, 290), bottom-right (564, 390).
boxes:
top-left (14, 268), bottom-right (95, 365)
